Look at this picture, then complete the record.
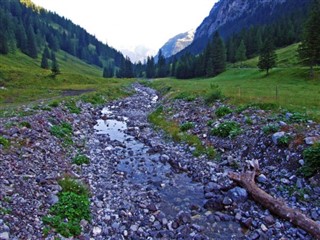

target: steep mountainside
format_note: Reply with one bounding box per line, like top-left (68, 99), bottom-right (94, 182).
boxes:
top-left (179, 0), bottom-right (311, 56)
top-left (158, 29), bottom-right (195, 59)
top-left (0, 0), bottom-right (126, 70)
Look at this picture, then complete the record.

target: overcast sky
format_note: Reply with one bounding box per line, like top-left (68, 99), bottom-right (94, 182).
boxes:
top-left (32, 0), bottom-right (217, 53)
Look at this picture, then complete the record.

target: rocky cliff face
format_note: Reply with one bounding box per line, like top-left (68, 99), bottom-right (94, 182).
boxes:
top-left (158, 29), bottom-right (195, 59)
top-left (179, 0), bottom-right (310, 56)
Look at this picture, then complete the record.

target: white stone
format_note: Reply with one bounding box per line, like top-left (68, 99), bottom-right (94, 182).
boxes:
top-left (93, 226), bottom-right (102, 236)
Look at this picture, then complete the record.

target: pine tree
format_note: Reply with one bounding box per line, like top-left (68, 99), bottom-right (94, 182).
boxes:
top-left (146, 56), bottom-right (155, 78)
top-left (102, 64), bottom-right (114, 78)
top-left (211, 32), bottom-right (226, 75)
top-left (257, 39), bottom-right (277, 75)
top-left (40, 48), bottom-right (49, 69)
top-left (26, 25), bottom-right (37, 58)
top-left (235, 40), bottom-right (247, 67)
top-left (156, 50), bottom-right (167, 78)
top-left (298, 0), bottom-right (320, 78)
top-left (51, 52), bottom-right (60, 75)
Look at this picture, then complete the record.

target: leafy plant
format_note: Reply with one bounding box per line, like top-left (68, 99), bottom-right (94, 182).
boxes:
top-left (20, 121), bottom-right (32, 128)
top-left (263, 124), bottom-right (280, 134)
top-left (207, 120), bottom-right (214, 127)
top-left (287, 112), bottom-right (309, 123)
top-left (50, 122), bottom-right (73, 144)
top-left (175, 92), bottom-right (196, 102)
top-left (300, 144), bottom-right (320, 177)
top-left (211, 121), bottom-right (241, 138)
top-left (215, 106), bottom-right (232, 117)
top-left (65, 100), bottom-right (81, 114)
top-left (43, 177), bottom-right (90, 237)
top-left (48, 100), bottom-right (60, 108)
top-left (81, 94), bottom-right (105, 105)
top-left (204, 84), bottom-right (223, 104)
top-left (0, 136), bottom-right (10, 148)
top-left (180, 122), bottom-right (195, 132)
top-left (277, 135), bottom-right (292, 147)
top-left (72, 154), bottom-right (90, 165)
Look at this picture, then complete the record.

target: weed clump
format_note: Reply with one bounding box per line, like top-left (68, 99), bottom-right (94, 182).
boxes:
top-left (43, 177), bottom-right (90, 237)
top-left (180, 122), bottom-right (195, 132)
top-left (215, 106), bottom-right (232, 117)
top-left (50, 122), bottom-right (73, 145)
top-left (0, 136), bottom-right (10, 148)
top-left (204, 84), bottom-right (223, 104)
top-left (72, 154), bottom-right (90, 165)
top-left (300, 144), bottom-right (320, 177)
top-left (65, 100), bottom-right (81, 114)
top-left (263, 124), bottom-right (280, 134)
top-left (211, 121), bottom-right (241, 138)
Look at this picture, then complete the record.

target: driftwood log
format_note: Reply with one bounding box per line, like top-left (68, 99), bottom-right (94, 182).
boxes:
top-left (228, 161), bottom-right (320, 239)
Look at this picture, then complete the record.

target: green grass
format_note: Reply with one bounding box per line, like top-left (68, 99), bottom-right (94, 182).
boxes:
top-left (150, 53), bottom-right (320, 121)
top-left (0, 50), bottom-right (133, 112)
top-left (43, 177), bottom-right (90, 237)
top-left (148, 106), bottom-right (216, 158)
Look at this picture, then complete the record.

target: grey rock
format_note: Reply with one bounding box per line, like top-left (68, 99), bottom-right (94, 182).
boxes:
top-left (272, 132), bottom-right (285, 145)
top-left (257, 174), bottom-right (267, 183)
top-left (227, 187), bottom-right (248, 203)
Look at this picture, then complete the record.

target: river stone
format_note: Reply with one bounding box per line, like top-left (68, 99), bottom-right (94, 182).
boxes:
top-left (227, 187), bottom-right (248, 203)
top-left (305, 137), bottom-right (320, 145)
top-left (272, 132), bottom-right (285, 145)
top-left (257, 174), bottom-right (267, 183)
top-left (0, 232), bottom-right (9, 240)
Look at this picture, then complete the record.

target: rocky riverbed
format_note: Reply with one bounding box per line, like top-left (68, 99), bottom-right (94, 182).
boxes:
top-left (0, 83), bottom-right (319, 239)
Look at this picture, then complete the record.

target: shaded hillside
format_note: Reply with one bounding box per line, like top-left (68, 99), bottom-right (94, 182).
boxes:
top-left (0, 0), bottom-right (126, 70)
top-left (177, 0), bottom-right (311, 56)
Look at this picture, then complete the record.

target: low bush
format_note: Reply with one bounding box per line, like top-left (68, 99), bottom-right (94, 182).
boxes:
top-left (180, 122), bottom-right (195, 132)
top-left (263, 124), bottom-right (280, 134)
top-left (211, 121), bottom-right (241, 138)
top-left (43, 178), bottom-right (90, 237)
top-left (204, 84), bottom-right (223, 104)
top-left (300, 144), bottom-right (320, 177)
top-left (215, 106), bottom-right (232, 117)
top-left (65, 100), bottom-right (81, 114)
top-left (72, 154), bottom-right (90, 165)
top-left (50, 122), bottom-right (73, 144)
top-left (0, 136), bottom-right (9, 148)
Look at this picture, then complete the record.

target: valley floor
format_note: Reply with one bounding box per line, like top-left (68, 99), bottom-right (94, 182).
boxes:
top-left (0, 83), bottom-right (319, 239)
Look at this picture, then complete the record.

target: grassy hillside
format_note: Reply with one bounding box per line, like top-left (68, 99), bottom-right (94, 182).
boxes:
top-left (0, 50), bottom-right (133, 109)
top-left (150, 44), bottom-right (320, 120)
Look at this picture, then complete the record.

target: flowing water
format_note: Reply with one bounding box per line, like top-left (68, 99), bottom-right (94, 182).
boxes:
top-left (93, 92), bottom-right (243, 239)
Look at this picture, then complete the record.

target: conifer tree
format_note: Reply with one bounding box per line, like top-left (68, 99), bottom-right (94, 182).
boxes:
top-left (40, 48), bottom-right (49, 69)
top-left (26, 25), bottom-right (37, 58)
top-left (257, 39), bottom-right (277, 75)
top-left (51, 52), bottom-right (60, 75)
top-left (146, 56), bottom-right (155, 78)
top-left (298, 0), bottom-right (320, 78)
top-left (211, 32), bottom-right (226, 75)
top-left (235, 40), bottom-right (247, 67)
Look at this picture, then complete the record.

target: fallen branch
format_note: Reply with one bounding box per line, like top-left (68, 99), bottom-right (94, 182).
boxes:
top-left (228, 169), bottom-right (320, 239)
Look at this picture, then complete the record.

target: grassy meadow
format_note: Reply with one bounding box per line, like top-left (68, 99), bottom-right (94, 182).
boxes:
top-left (0, 50), bottom-right (133, 108)
top-left (150, 44), bottom-right (320, 120)
top-left (0, 43), bottom-right (319, 120)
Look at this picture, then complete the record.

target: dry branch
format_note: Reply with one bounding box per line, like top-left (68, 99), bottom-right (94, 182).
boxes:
top-left (228, 170), bottom-right (320, 239)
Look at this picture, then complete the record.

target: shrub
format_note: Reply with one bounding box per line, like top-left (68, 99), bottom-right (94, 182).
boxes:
top-left (50, 122), bottom-right (73, 144)
top-left (175, 92), bottom-right (196, 102)
top-left (48, 100), bottom-right (60, 108)
top-left (0, 136), bottom-right (9, 148)
top-left (204, 84), bottom-right (223, 104)
top-left (211, 121), bottom-right (241, 138)
top-left (263, 124), bottom-right (280, 134)
top-left (81, 94), bottom-right (105, 105)
top-left (288, 112), bottom-right (309, 123)
top-left (215, 106), bottom-right (232, 117)
top-left (65, 100), bottom-right (81, 114)
top-left (43, 177), bottom-right (90, 237)
top-left (300, 144), bottom-right (320, 177)
top-left (180, 122), bottom-right (195, 132)
top-left (277, 135), bottom-right (292, 147)
top-left (19, 121), bottom-right (32, 128)
top-left (72, 154), bottom-right (90, 165)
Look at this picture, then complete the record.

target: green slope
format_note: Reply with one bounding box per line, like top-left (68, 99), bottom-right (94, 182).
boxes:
top-left (0, 50), bottom-right (132, 107)
top-left (150, 44), bottom-right (320, 120)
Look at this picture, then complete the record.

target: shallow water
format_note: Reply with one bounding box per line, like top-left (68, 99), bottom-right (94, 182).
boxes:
top-left (94, 104), bottom-right (243, 239)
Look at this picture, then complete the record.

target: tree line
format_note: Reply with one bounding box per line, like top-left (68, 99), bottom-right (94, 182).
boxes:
top-left (133, 3), bottom-right (317, 79)
top-left (0, 0), bottom-right (128, 76)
